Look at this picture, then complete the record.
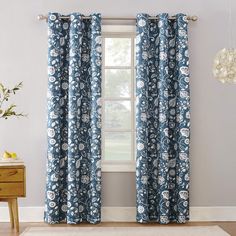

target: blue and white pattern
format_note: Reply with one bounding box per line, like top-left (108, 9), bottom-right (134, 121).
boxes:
top-left (45, 12), bottom-right (102, 224)
top-left (136, 13), bottom-right (190, 224)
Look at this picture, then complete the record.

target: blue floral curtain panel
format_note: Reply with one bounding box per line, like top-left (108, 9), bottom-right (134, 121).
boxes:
top-left (45, 13), bottom-right (102, 224)
top-left (136, 13), bottom-right (190, 223)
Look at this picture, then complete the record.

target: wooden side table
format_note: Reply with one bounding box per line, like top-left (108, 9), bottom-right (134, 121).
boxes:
top-left (0, 164), bottom-right (26, 232)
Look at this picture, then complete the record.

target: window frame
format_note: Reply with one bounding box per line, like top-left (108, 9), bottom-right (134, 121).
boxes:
top-left (101, 25), bottom-right (136, 172)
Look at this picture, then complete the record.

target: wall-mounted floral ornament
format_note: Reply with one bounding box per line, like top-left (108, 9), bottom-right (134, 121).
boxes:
top-left (213, 48), bottom-right (236, 83)
top-left (0, 82), bottom-right (26, 119)
top-left (213, 0), bottom-right (235, 83)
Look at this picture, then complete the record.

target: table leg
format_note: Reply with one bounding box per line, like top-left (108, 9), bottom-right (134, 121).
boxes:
top-left (12, 198), bottom-right (19, 232)
top-left (8, 199), bottom-right (14, 229)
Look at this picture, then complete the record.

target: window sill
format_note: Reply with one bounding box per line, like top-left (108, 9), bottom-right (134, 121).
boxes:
top-left (101, 161), bottom-right (135, 172)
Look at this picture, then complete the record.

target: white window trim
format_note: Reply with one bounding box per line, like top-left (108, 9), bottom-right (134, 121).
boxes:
top-left (101, 25), bottom-right (136, 172)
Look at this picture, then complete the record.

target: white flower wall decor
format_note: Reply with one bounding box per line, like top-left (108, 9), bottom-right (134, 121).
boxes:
top-left (213, 48), bottom-right (236, 83)
top-left (213, 0), bottom-right (236, 83)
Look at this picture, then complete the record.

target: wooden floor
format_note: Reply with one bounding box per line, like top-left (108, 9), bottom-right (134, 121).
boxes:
top-left (0, 222), bottom-right (235, 236)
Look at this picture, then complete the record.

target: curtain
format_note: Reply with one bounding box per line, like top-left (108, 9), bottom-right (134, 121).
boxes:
top-left (45, 13), bottom-right (102, 224)
top-left (136, 13), bottom-right (190, 224)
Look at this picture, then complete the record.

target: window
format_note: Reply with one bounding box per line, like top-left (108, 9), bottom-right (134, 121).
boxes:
top-left (101, 26), bottom-right (136, 172)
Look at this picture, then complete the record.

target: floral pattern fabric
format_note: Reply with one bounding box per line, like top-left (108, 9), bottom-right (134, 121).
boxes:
top-left (136, 13), bottom-right (190, 224)
top-left (45, 12), bottom-right (102, 224)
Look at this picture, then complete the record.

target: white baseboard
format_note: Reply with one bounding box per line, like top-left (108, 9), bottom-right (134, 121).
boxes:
top-left (102, 207), bottom-right (136, 222)
top-left (0, 206), bottom-right (44, 222)
top-left (190, 207), bottom-right (236, 221)
top-left (0, 206), bottom-right (235, 222)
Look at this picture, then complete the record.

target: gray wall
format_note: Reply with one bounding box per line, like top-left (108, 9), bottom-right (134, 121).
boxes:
top-left (0, 0), bottom-right (236, 208)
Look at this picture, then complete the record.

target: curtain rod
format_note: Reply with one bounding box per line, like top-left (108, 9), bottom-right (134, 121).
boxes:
top-left (37, 14), bottom-right (198, 22)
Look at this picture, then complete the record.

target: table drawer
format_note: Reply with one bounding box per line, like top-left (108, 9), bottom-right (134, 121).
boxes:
top-left (0, 168), bottom-right (24, 182)
top-left (0, 183), bottom-right (24, 196)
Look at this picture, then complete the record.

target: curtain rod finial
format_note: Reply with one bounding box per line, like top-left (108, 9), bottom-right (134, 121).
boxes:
top-left (191, 15), bottom-right (198, 21)
top-left (38, 14), bottom-right (47, 21)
